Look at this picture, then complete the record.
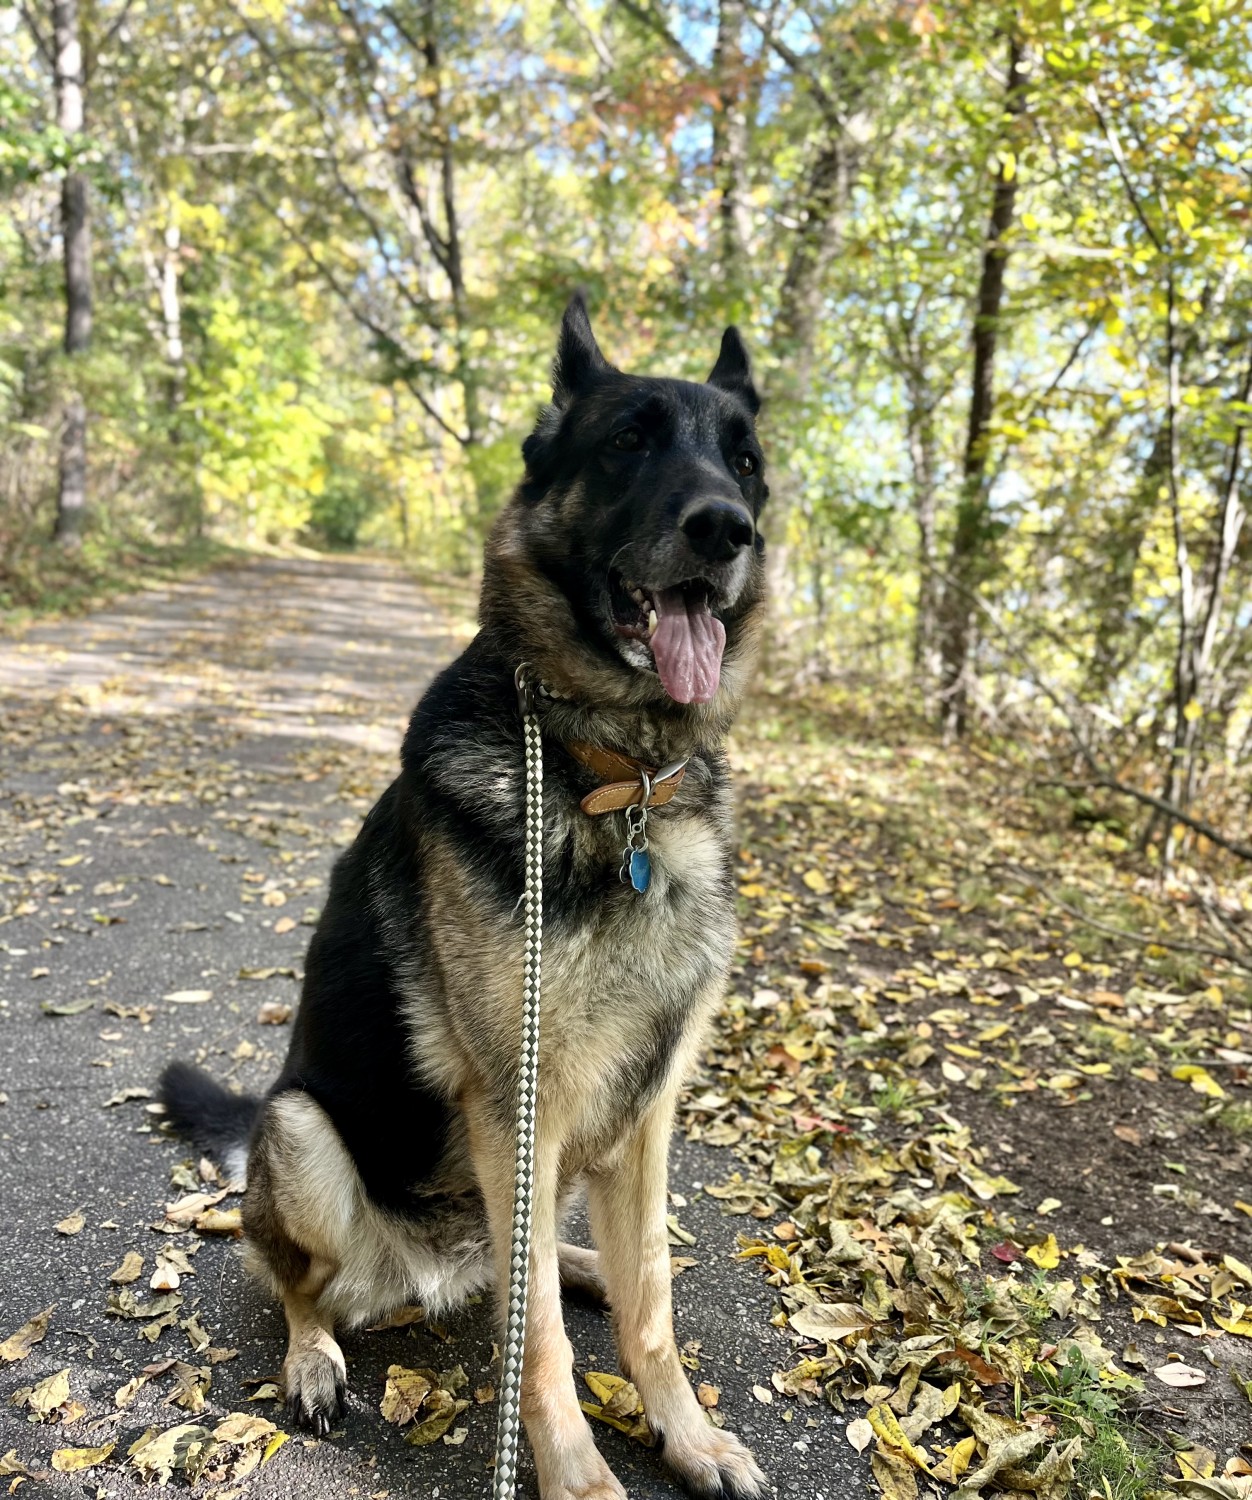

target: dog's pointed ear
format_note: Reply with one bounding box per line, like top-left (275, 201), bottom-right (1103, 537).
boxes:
top-left (552, 293), bottom-right (608, 406)
top-left (707, 327), bottom-right (760, 415)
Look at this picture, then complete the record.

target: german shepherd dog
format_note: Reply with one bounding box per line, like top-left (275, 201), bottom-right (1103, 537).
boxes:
top-left (159, 296), bottom-right (768, 1500)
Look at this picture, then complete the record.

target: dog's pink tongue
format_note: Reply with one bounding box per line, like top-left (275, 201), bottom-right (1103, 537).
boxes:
top-left (650, 587), bottom-right (726, 704)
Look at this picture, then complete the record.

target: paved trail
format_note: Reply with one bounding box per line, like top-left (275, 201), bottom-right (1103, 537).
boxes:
top-left (0, 558), bottom-right (853, 1499)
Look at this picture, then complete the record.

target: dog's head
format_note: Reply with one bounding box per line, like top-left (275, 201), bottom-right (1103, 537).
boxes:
top-left (483, 296), bottom-right (767, 715)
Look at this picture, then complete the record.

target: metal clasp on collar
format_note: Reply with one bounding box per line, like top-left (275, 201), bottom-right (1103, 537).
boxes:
top-left (515, 663), bottom-right (537, 716)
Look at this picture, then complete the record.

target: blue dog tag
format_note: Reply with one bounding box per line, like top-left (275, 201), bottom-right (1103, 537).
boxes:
top-left (629, 849), bottom-right (652, 893)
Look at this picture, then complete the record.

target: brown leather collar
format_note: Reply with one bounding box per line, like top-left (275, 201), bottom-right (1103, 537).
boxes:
top-left (565, 740), bottom-right (688, 816)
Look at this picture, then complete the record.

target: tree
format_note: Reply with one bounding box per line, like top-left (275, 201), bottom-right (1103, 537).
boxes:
top-left (49, 0), bottom-right (93, 545)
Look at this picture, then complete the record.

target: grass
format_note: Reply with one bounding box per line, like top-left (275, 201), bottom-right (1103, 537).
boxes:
top-left (1216, 1101), bottom-right (1252, 1138)
top-left (1028, 1350), bottom-right (1163, 1500)
top-left (0, 531), bottom-right (241, 633)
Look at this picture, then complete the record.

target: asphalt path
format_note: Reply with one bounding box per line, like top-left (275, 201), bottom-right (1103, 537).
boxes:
top-left (0, 557), bottom-right (860, 1499)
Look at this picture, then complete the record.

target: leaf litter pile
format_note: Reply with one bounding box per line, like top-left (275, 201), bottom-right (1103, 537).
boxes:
top-left (678, 686), bottom-right (1252, 1500)
top-left (2, 570), bottom-right (1250, 1496)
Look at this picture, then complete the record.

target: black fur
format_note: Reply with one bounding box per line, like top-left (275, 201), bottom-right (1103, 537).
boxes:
top-left (157, 298), bottom-right (770, 1495)
top-left (157, 1060), bottom-right (261, 1158)
top-left (161, 294), bottom-right (765, 1237)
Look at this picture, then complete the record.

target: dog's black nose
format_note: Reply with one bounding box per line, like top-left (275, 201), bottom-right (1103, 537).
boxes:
top-left (680, 499), bottom-right (754, 562)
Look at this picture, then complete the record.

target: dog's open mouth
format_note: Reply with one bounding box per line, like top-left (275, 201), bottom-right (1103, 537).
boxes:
top-left (608, 570), bottom-right (726, 705)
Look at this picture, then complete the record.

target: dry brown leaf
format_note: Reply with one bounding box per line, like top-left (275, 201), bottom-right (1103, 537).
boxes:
top-left (380, 1366), bottom-right (433, 1426)
top-left (0, 1306), bottom-right (53, 1362)
top-left (110, 1252), bottom-right (144, 1285)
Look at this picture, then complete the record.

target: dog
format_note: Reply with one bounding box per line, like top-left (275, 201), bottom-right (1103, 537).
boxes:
top-left (159, 295), bottom-right (769, 1500)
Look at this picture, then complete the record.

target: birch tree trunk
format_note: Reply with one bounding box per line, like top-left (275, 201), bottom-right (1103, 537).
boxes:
top-left (53, 0), bottom-right (93, 546)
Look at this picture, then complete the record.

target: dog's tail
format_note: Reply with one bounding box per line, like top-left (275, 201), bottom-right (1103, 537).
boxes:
top-left (158, 1060), bottom-right (262, 1183)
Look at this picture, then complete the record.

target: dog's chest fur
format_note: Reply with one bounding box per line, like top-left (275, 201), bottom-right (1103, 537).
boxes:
top-left (414, 784), bottom-right (736, 1170)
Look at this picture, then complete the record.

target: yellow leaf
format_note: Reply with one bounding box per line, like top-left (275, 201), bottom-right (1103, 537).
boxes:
top-left (1025, 1234), bottom-right (1061, 1270)
top-left (583, 1372), bottom-right (640, 1414)
top-left (867, 1403), bottom-right (932, 1473)
top-left (802, 869), bottom-right (830, 895)
top-left (110, 1252), bottom-right (144, 1285)
top-left (1214, 1312), bottom-right (1252, 1337)
top-left (1176, 1448), bottom-right (1216, 1480)
top-left (931, 1434), bottom-right (976, 1483)
top-left (871, 1447), bottom-right (919, 1500)
top-left (1171, 1064), bottom-right (1226, 1099)
top-left (0, 1307), bottom-right (54, 1362)
top-left (261, 1431), bottom-right (289, 1464)
top-left (51, 1442), bottom-right (115, 1473)
top-left (1177, 201), bottom-right (1196, 233)
top-left (194, 1207), bottom-right (243, 1235)
top-left (1224, 1255), bottom-right (1252, 1284)
top-left (738, 883), bottom-right (767, 899)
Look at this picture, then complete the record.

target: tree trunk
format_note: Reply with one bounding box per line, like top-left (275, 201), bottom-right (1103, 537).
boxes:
top-left (1088, 423), bottom-right (1167, 696)
top-left (776, 133), bottom-right (851, 401)
top-left (766, 129), bottom-right (857, 619)
top-left (420, 2), bottom-right (481, 454)
top-left (1161, 345), bottom-right (1251, 865)
top-left (711, 0), bottom-right (752, 299)
top-left (936, 35), bottom-right (1027, 735)
top-left (53, 0), bottom-right (93, 546)
top-left (905, 372), bottom-right (941, 705)
top-left (159, 218), bottom-right (185, 405)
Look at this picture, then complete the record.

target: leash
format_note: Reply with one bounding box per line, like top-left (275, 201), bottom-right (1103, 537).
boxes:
top-left (493, 665), bottom-right (545, 1500)
top-left (492, 666), bottom-right (688, 1494)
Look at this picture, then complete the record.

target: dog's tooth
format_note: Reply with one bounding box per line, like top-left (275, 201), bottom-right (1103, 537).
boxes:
top-left (647, 609), bottom-right (658, 637)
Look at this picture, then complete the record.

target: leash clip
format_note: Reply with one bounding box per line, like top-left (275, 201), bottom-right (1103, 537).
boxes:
top-left (515, 663), bottom-right (537, 717)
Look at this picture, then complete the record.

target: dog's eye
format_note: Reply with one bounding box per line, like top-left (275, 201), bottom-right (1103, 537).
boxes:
top-left (733, 452), bottom-right (758, 477)
top-left (611, 427), bottom-right (644, 452)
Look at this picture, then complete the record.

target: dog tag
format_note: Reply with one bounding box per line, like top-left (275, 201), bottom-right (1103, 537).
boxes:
top-left (628, 848), bottom-right (652, 893)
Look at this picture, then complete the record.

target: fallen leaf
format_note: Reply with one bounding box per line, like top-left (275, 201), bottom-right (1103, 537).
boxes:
top-left (51, 1441), bottom-right (115, 1473)
top-left (846, 1416), bottom-right (874, 1453)
top-left (41, 997), bottom-right (94, 1016)
top-left (212, 1413), bottom-right (277, 1445)
top-left (129, 1422), bottom-right (216, 1483)
top-left (1154, 1362), bottom-right (1206, 1387)
top-left (0, 1307), bottom-right (53, 1362)
top-left (1024, 1233), bottom-right (1061, 1270)
top-left (110, 1252), bottom-right (144, 1285)
top-left (380, 1366), bottom-right (433, 1426)
top-left (788, 1301), bottom-right (874, 1342)
top-left (20, 1367), bottom-right (71, 1418)
top-left (194, 1207), bottom-right (243, 1235)
top-left (54, 1212), bottom-right (85, 1236)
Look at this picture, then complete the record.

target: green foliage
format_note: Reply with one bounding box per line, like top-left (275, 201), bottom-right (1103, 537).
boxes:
top-left (2, 0), bottom-right (1251, 851)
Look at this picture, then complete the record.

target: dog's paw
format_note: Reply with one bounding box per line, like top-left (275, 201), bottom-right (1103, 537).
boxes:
top-left (282, 1346), bottom-right (347, 1437)
top-left (660, 1423), bottom-right (767, 1500)
top-left (536, 1444), bottom-right (628, 1500)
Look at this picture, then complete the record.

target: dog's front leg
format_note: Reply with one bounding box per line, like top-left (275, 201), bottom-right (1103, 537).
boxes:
top-left (588, 1093), bottom-right (766, 1499)
top-left (467, 1094), bottom-right (626, 1500)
